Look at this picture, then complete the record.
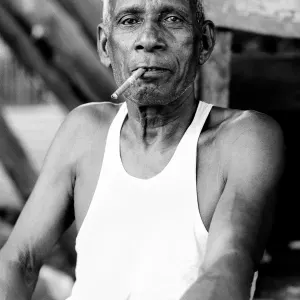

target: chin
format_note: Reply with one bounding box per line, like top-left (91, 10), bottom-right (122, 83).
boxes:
top-left (124, 81), bottom-right (194, 106)
top-left (124, 86), bottom-right (177, 106)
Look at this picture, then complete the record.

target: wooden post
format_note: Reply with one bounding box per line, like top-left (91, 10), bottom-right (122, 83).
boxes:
top-left (200, 29), bottom-right (233, 108)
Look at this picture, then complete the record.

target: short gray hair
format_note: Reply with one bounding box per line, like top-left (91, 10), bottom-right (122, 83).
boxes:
top-left (101, 0), bottom-right (112, 28)
top-left (101, 0), bottom-right (205, 27)
top-left (193, 0), bottom-right (205, 25)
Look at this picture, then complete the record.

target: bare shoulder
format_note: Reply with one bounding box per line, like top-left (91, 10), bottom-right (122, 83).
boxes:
top-left (65, 102), bottom-right (121, 134)
top-left (209, 106), bottom-right (283, 142)
top-left (219, 108), bottom-right (283, 143)
top-left (214, 107), bottom-right (285, 184)
top-left (72, 101), bottom-right (121, 119)
top-left (59, 102), bottom-right (121, 149)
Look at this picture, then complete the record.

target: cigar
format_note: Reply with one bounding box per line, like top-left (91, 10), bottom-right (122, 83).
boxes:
top-left (111, 68), bottom-right (146, 100)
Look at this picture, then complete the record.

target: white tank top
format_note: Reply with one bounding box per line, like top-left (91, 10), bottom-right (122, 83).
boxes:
top-left (67, 101), bottom-right (257, 300)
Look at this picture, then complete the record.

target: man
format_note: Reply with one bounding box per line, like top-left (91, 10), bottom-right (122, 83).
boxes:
top-left (0, 0), bottom-right (284, 299)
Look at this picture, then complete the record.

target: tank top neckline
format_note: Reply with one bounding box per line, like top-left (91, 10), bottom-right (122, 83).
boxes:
top-left (114, 101), bottom-right (213, 183)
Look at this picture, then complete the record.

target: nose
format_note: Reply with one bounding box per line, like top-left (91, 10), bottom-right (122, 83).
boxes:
top-left (134, 23), bottom-right (166, 52)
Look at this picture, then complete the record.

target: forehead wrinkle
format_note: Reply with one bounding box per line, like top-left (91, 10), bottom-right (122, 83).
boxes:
top-left (114, 5), bottom-right (145, 20)
top-left (114, 2), bottom-right (192, 19)
top-left (104, 0), bottom-right (202, 28)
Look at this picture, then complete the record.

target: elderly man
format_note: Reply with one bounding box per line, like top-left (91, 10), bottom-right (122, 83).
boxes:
top-left (0, 0), bottom-right (284, 299)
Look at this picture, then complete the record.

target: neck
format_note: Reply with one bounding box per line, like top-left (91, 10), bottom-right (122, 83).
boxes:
top-left (123, 86), bottom-right (199, 150)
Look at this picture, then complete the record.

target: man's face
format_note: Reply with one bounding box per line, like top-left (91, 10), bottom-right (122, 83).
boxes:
top-left (105, 0), bottom-right (201, 105)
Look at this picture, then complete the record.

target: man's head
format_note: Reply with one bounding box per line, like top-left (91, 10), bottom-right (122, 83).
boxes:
top-left (98, 0), bottom-right (215, 105)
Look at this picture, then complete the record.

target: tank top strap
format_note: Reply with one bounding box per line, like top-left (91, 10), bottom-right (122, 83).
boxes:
top-left (168, 101), bottom-right (213, 169)
top-left (100, 103), bottom-right (127, 176)
top-left (189, 101), bottom-right (214, 134)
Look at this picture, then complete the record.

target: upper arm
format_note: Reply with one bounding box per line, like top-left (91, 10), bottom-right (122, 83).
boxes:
top-left (202, 112), bottom-right (285, 274)
top-left (0, 105), bottom-right (87, 270)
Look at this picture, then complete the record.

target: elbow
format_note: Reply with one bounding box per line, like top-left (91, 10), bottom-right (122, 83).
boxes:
top-left (0, 259), bottom-right (32, 300)
top-left (0, 245), bottom-right (40, 295)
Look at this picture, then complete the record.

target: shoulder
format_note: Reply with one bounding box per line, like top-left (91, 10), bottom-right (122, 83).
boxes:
top-left (57, 102), bottom-right (121, 142)
top-left (209, 105), bottom-right (282, 136)
top-left (46, 102), bottom-right (122, 168)
top-left (219, 108), bottom-right (284, 145)
top-left (209, 106), bottom-right (285, 151)
top-left (223, 108), bottom-right (284, 153)
top-left (65, 102), bottom-right (121, 131)
top-left (216, 108), bottom-right (285, 188)
top-left (207, 106), bottom-right (285, 159)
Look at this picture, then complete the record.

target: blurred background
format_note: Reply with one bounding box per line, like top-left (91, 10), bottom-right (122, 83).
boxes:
top-left (0, 0), bottom-right (299, 299)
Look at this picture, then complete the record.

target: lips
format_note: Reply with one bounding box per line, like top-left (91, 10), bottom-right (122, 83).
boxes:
top-left (132, 66), bottom-right (169, 73)
top-left (145, 67), bottom-right (167, 71)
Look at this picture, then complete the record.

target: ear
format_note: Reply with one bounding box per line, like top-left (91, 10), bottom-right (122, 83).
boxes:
top-left (198, 20), bottom-right (216, 65)
top-left (97, 24), bottom-right (111, 68)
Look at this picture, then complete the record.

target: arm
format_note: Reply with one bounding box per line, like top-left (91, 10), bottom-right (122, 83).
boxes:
top-left (181, 112), bottom-right (285, 300)
top-left (0, 106), bottom-right (84, 299)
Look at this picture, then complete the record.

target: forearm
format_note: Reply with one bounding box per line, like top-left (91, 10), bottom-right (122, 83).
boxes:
top-left (180, 253), bottom-right (255, 300)
top-left (0, 258), bottom-right (38, 300)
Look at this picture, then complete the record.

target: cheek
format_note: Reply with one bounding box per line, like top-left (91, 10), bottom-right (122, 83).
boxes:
top-left (113, 36), bottom-right (130, 52)
top-left (171, 35), bottom-right (198, 86)
top-left (107, 38), bottom-right (129, 76)
top-left (108, 38), bottom-right (123, 62)
top-left (176, 35), bottom-right (198, 67)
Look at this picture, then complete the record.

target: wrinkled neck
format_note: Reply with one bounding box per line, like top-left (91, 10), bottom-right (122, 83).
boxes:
top-left (124, 87), bottom-right (198, 149)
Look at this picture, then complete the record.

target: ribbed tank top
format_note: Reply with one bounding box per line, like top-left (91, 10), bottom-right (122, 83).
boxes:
top-left (67, 101), bottom-right (257, 300)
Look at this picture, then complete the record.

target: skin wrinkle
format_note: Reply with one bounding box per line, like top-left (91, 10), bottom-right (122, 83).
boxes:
top-left (106, 0), bottom-right (199, 105)
top-left (102, 0), bottom-right (205, 28)
top-left (133, 88), bottom-right (193, 128)
top-left (97, 0), bottom-right (215, 147)
top-left (125, 93), bottom-right (198, 148)
top-left (102, 0), bottom-right (206, 94)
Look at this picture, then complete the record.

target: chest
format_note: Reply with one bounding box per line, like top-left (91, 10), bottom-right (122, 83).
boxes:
top-left (73, 133), bottom-right (225, 234)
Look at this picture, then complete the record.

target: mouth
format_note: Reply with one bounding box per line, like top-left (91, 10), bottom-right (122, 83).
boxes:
top-left (132, 66), bottom-right (169, 73)
top-left (132, 67), bottom-right (170, 81)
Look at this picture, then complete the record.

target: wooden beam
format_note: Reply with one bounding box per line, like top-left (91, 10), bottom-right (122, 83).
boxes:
top-left (0, 0), bottom-right (117, 109)
top-left (206, 0), bottom-right (300, 38)
top-left (0, 108), bottom-right (37, 202)
top-left (55, 0), bottom-right (102, 45)
top-left (0, 3), bottom-right (81, 110)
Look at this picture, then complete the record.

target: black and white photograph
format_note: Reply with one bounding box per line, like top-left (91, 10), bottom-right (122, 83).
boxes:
top-left (0, 0), bottom-right (298, 299)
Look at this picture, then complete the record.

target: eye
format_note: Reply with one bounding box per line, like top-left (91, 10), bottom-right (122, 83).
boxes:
top-left (120, 17), bottom-right (140, 26)
top-left (164, 16), bottom-right (183, 23)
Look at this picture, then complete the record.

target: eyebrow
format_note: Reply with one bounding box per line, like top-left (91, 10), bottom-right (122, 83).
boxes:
top-left (114, 5), bottom-right (144, 21)
top-left (114, 4), bottom-right (191, 21)
top-left (160, 5), bottom-right (191, 19)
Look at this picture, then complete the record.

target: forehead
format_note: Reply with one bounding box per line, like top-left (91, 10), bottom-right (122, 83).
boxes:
top-left (111, 0), bottom-right (192, 14)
